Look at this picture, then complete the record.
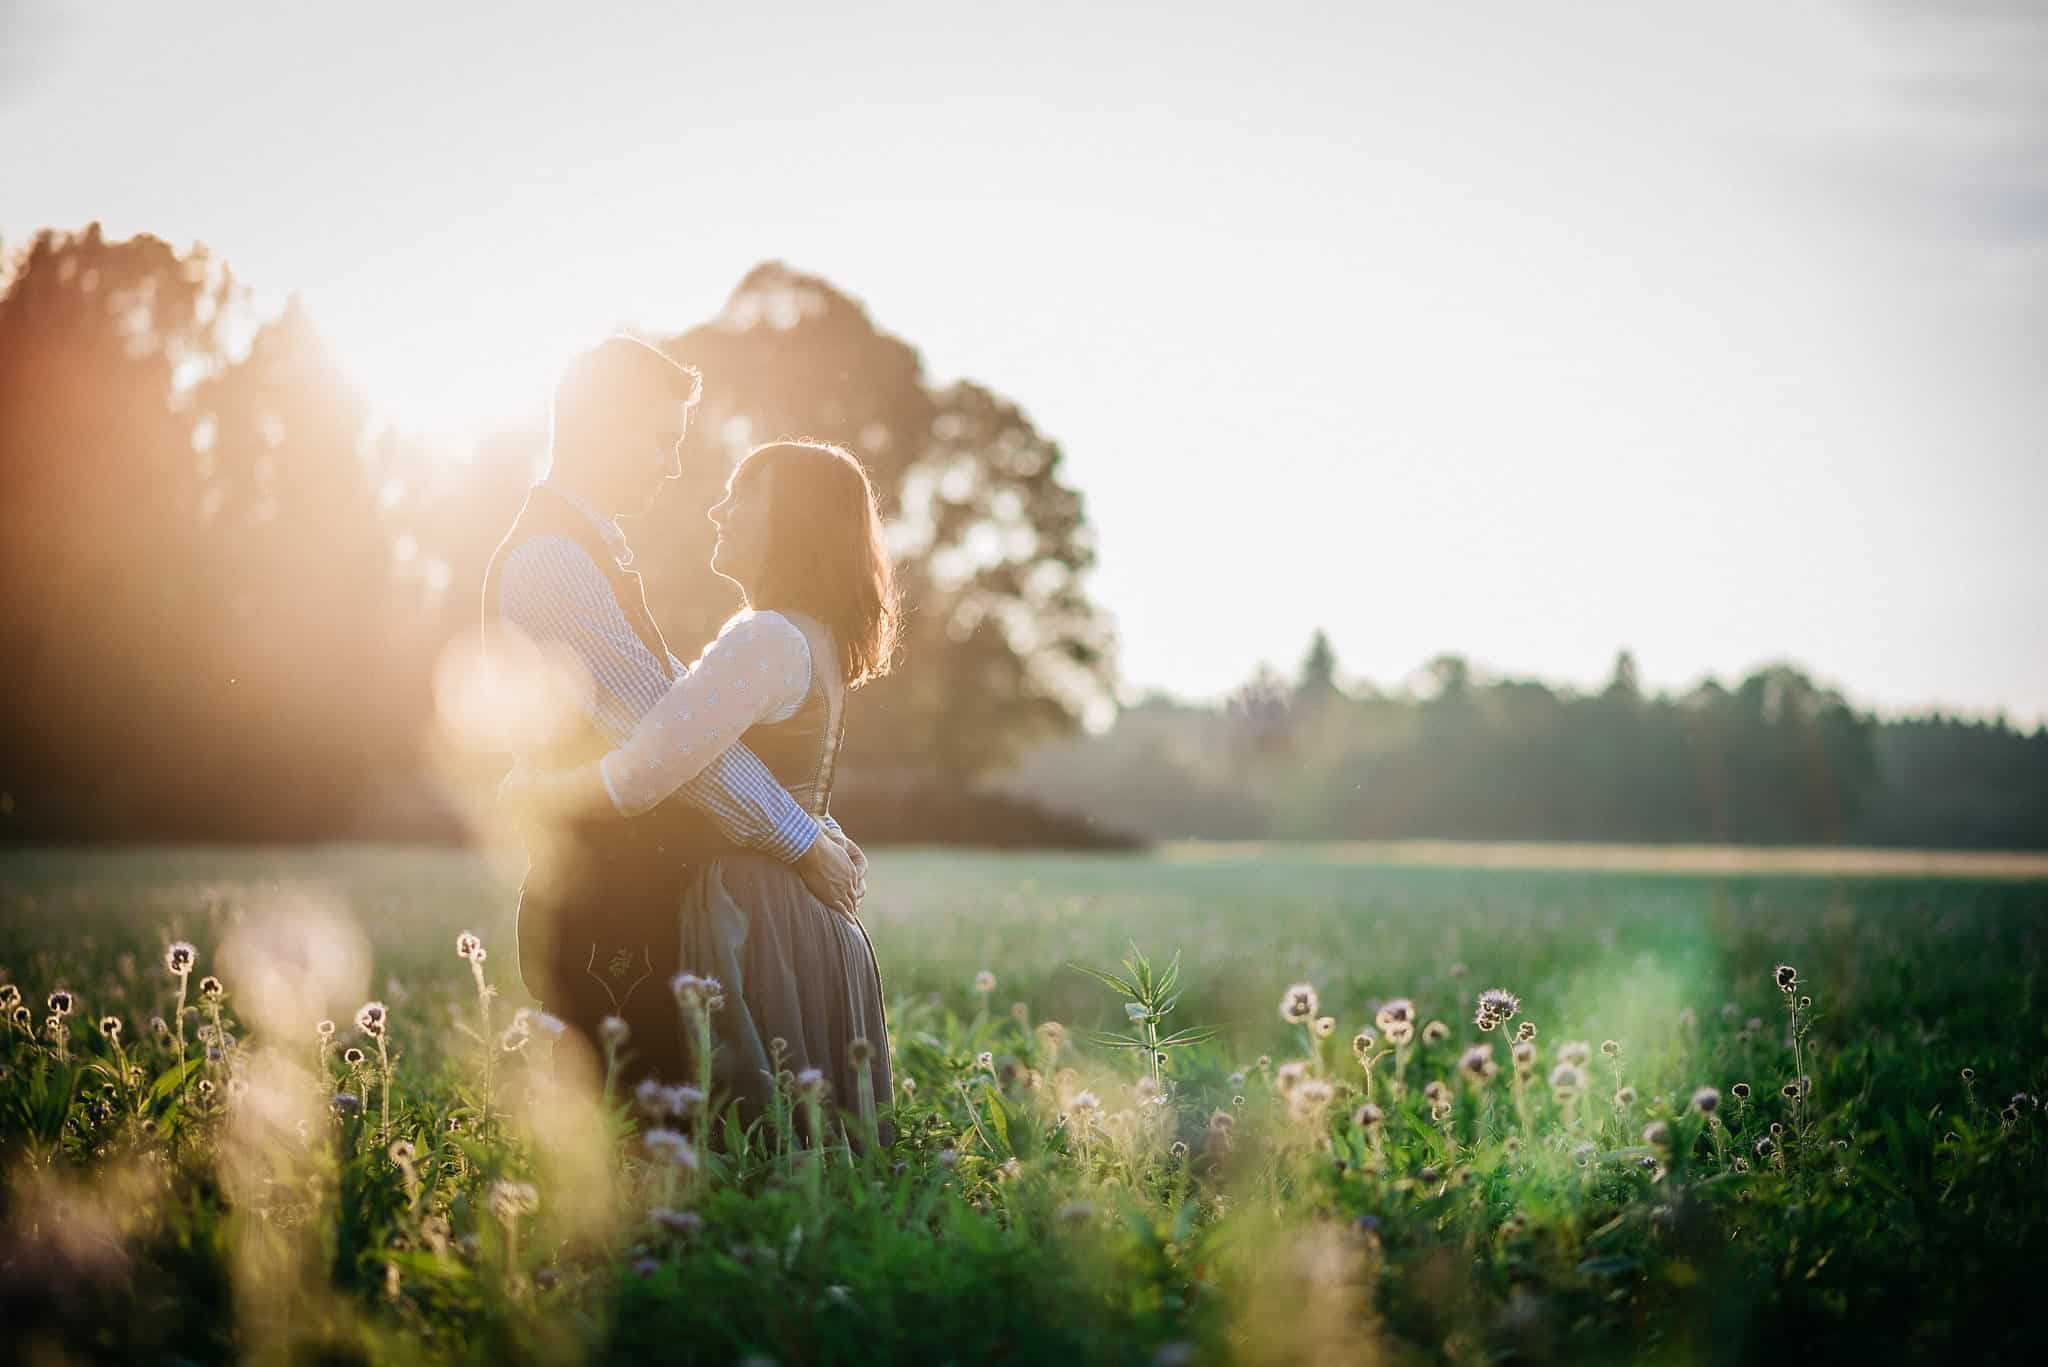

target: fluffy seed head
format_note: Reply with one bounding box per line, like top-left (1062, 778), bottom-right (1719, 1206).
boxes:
top-left (48, 989), bottom-right (74, 1016)
top-left (355, 1002), bottom-right (386, 1038)
top-left (455, 931), bottom-right (482, 961)
top-left (0, 985), bottom-right (16, 1012)
top-left (1351, 1029), bottom-right (1376, 1060)
top-left (165, 943), bottom-right (196, 977)
top-left (98, 1015), bottom-right (121, 1040)
top-left (9, 1006), bottom-right (28, 1030)
top-left (1775, 964), bottom-right (1799, 993)
top-left (1730, 1082), bottom-right (1751, 1100)
top-left (198, 976), bottom-right (223, 1001)
top-left (1473, 988), bottom-right (1519, 1031)
top-left (1514, 1020), bottom-right (1537, 1044)
top-left (343, 1047), bottom-right (366, 1067)
top-left (1279, 983), bottom-right (1319, 1025)
top-left (1458, 1042), bottom-right (1499, 1084)
top-left (1374, 998), bottom-right (1414, 1033)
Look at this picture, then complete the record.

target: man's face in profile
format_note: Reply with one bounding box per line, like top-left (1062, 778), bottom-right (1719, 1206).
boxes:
top-left (619, 396), bottom-right (689, 516)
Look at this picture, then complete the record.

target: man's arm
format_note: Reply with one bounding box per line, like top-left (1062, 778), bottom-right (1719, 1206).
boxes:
top-left (495, 537), bottom-right (821, 861)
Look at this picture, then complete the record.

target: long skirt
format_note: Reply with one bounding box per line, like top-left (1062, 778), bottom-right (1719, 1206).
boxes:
top-left (678, 853), bottom-right (893, 1142)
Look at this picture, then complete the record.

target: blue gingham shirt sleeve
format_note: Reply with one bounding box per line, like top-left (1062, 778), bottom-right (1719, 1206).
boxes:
top-left (495, 536), bottom-right (821, 861)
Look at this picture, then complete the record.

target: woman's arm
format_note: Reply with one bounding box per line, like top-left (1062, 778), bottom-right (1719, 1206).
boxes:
top-left (501, 614), bottom-right (811, 825)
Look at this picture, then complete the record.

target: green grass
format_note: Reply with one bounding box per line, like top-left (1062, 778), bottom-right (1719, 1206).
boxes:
top-left (1, 844), bottom-right (2043, 1365)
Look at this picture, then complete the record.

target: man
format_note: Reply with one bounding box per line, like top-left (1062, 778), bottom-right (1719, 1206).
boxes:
top-left (483, 335), bottom-right (862, 1082)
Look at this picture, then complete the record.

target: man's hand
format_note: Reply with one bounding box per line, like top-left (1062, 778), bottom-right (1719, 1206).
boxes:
top-left (794, 832), bottom-right (860, 921)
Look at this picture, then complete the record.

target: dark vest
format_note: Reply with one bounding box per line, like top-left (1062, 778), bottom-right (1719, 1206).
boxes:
top-left (482, 487), bottom-right (717, 990)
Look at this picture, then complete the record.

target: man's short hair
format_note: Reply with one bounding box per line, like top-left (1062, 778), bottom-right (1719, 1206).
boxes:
top-left (550, 335), bottom-right (703, 451)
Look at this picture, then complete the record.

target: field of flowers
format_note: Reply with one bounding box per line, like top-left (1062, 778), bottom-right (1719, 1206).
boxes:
top-left (0, 844), bottom-right (2041, 1366)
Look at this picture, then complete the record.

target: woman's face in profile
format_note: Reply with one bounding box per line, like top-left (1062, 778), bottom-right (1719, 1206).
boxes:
top-left (709, 466), bottom-right (773, 590)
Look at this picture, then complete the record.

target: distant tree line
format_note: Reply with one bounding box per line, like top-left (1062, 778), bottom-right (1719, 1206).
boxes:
top-left (1000, 634), bottom-right (2048, 850)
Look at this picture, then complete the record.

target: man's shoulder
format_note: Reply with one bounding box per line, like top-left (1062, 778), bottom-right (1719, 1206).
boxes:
top-left (495, 534), bottom-right (615, 622)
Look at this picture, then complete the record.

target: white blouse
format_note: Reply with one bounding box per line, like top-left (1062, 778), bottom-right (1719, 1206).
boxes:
top-left (598, 611), bottom-right (814, 818)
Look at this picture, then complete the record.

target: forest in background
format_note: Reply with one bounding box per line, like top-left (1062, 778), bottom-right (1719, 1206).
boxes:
top-left (1, 224), bottom-right (2041, 850)
top-left (1002, 635), bottom-right (2048, 849)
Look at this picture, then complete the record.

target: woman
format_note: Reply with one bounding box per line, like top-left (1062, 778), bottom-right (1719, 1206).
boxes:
top-left (505, 440), bottom-right (898, 1139)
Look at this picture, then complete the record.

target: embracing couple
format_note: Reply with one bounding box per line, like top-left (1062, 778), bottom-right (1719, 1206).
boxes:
top-left (485, 335), bottom-right (893, 1137)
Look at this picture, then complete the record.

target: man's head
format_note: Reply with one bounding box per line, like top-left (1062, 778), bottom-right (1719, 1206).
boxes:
top-left (547, 336), bottom-right (704, 516)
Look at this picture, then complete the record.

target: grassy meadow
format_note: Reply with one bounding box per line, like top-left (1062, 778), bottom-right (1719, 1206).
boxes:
top-left (0, 843), bottom-right (2042, 1365)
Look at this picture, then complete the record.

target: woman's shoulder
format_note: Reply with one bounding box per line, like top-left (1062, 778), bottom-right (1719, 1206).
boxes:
top-left (708, 610), bottom-right (812, 686)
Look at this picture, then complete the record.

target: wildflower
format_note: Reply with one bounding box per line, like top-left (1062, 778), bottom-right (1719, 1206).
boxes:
top-left (1422, 1020), bottom-right (1449, 1044)
top-left (848, 1037), bottom-right (874, 1067)
top-left (1775, 964), bottom-right (1798, 993)
top-left (1513, 1021), bottom-right (1537, 1045)
top-left (1419, 1165), bottom-right (1442, 1184)
top-left (998, 1157), bottom-right (1023, 1180)
top-left (974, 970), bottom-right (996, 994)
top-left (528, 1011), bottom-right (566, 1038)
top-left (199, 976), bottom-right (224, 1001)
top-left (634, 1077), bottom-right (666, 1118)
top-left (1423, 1079), bottom-right (1452, 1107)
top-left (1374, 998), bottom-right (1414, 1033)
top-left (99, 1015), bottom-right (121, 1041)
top-left (643, 1129), bottom-right (698, 1167)
top-left (1754, 1135), bottom-right (1775, 1159)
top-left (1458, 1043), bottom-right (1499, 1084)
top-left (0, 985), bottom-right (15, 1012)
top-left (1572, 1142), bottom-right (1597, 1165)
top-left (1279, 983), bottom-right (1319, 1025)
top-left (1599, 1040), bottom-right (1620, 1058)
top-left (1069, 1089), bottom-right (1101, 1115)
top-left (1449, 962), bottom-right (1467, 978)
top-left (1555, 1040), bottom-right (1590, 1068)
top-left (1312, 1015), bottom-right (1336, 1039)
top-left (795, 1068), bottom-right (826, 1097)
top-left (499, 1021), bottom-right (530, 1052)
top-left (1731, 1081), bottom-right (1751, 1101)
top-left (1745, 1016), bottom-right (1763, 1033)
top-left (48, 989), bottom-right (74, 1017)
top-left (197, 1079), bottom-right (216, 1099)
top-left (1677, 1007), bottom-right (1697, 1029)
top-left (1473, 988), bottom-right (1519, 1032)
top-left (976, 1051), bottom-right (994, 1070)
top-left (1615, 1086), bottom-right (1638, 1106)
top-left (343, 1047), bottom-right (366, 1067)
top-left (1782, 1077), bottom-right (1810, 1099)
top-left (1769, 1122), bottom-right (1784, 1138)
top-left (331, 1091), bottom-right (361, 1116)
top-left (1960, 1067), bottom-right (1975, 1082)
top-left (599, 1016), bottom-right (630, 1048)
top-left (389, 1139), bottom-right (416, 1164)
top-left (455, 931), bottom-right (482, 960)
top-left (1384, 1018), bottom-right (1415, 1046)
top-left (1208, 1109), bottom-right (1236, 1135)
top-left (2012, 1093), bottom-right (2039, 1112)
top-left (1291, 1077), bottom-right (1336, 1118)
top-left (1351, 1029), bottom-right (1377, 1060)
top-left (1642, 1121), bottom-right (1670, 1147)
top-left (14, 1005), bottom-right (36, 1030)
top-left (165, 942), bottom-right (196, 976)
top-left (1797, 995), bottom-right (1811, 1011)
top-left (654, 1208), bottom-right (702, 1236)
top-left (1548, 1063), bottom-right (1586, 1095)
top-left (1510, 1040), bottom-right (1536, 1069)
top-left (937, 1148), bottom-right (959, 1169)
top-left (1057, 1200), bottom-right (1095, 1225)
top-left (489, 1181), bottom-right (540, 1221)
top-left (1353, 1101), bottom-right (1384, 1129)
top-left (315, 1019), bottom-right (335, 1040)
top-left (1274, 1061), bottom-right (1309, 1096)
top-left (355, 1002), bottom-right (387, 1038)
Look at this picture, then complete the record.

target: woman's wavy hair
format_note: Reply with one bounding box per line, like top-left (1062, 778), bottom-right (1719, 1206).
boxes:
top-left (732, 440), bottom-right (901, 688)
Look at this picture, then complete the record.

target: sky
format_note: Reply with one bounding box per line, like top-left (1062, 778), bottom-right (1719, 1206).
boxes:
top-left (4, 0), bottom-right (2044, 720)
